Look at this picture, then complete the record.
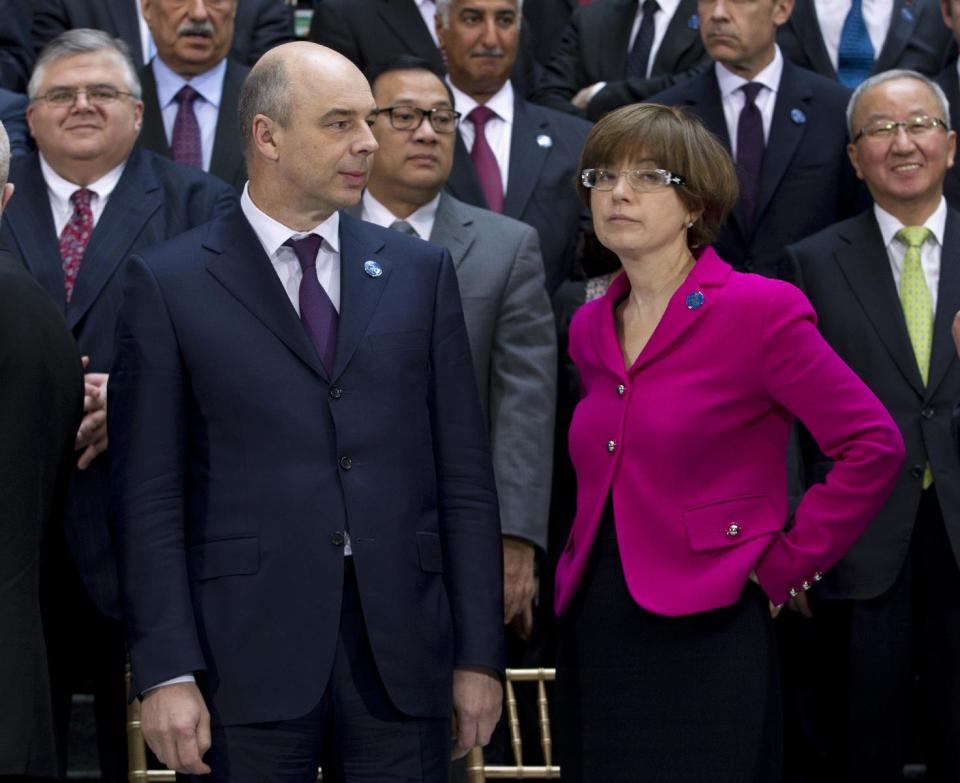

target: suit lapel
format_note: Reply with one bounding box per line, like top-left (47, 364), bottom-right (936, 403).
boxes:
top-left (430, 194), bottom-right (475, 270)
top-left (378, 0), bottom-right (443, 69)
top-left (5, 155), bottom-right (65, 312)
top-left (503, 98), bottom-right (549, 218)
top-left (210, 61), bottom-right (247, 188)
top-left (650, 0), bottom-right (701, 76)
top-left (205, 209), bottom-right (328, 378)
top-left (332, 213), bottom-right (391, 378)
top-left (753, 63), bottom-right (811, 230)
top-left (138, 65), bottom-right (172, 157)
top-left (927, 209), bottom-right (960, 398)
top-left (875, 0), bottom-right (917, 73)
top-left (66, 148), bottom-right (163, 329)
top-left (834, 213), bottom-right (925, 395)
top-left (447, 136), bottom-right (488, 207)
top-left (783, 1), bottom-right (835, 78)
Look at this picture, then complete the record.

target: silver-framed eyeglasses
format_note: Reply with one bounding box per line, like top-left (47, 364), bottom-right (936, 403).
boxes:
top-left (581, 168), bottom-right (686, 193)
top-left (373, 105), bottom-right (462, 134)
top-left (35, 84), bottom-right (136, 107)
top-left (853, 115), bottom-right (949, 142)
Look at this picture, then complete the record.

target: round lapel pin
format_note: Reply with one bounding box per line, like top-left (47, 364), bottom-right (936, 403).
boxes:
top-left (688, 14), bottom-right (699, 29)
top-left (685, 291), bottom-right (704, 310)
top-left (364, 260), bottom-right (383, 278)
top-left (537, 134), bottom-right (553, 149)
top-left (790, 108), bottom-right (806, 126)
top-left (900, 6), bottom-right (914, 21)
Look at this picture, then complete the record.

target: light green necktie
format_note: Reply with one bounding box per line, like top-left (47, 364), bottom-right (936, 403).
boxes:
top-left (896, 225), bottom-right (934, 488)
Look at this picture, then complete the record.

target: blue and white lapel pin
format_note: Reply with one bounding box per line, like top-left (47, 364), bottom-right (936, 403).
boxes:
top-left (790, 108), bottom-right (806, 126)
top-left (364, 260), bottom-right (383, 278)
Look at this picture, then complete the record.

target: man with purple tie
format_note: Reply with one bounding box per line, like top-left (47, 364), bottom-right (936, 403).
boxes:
top-left (111, 42), bottom-right (504, 781)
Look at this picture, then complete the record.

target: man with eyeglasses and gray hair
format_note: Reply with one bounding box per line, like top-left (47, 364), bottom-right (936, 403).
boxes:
top-left (787, 69), bottom-right (960, 783)
top-left (0, 27), bottom-right (236, 782)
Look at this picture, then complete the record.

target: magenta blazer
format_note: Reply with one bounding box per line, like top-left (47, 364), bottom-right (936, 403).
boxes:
top-left (555, 248), bottom-right (905, 615)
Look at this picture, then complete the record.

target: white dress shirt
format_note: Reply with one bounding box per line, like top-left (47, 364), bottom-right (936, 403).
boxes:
top-left (449, 79), bottom-right (514, 195)
top-left (240, 184), bottom-right (341, 314)
top-left (814, 0), bottom-right (890, 71)
top-left (39, 155), bottom-right (126, 236)
top-left (361, 190), bottom-right (440, 239)
top-left (152, 56), bottom-right (227, 173)
top-left (716, 45), bottom-right (784, 158)
top-left (417, 0), bottom-right (440, 46)
top-left (874, 198), bottom-right (946, 313)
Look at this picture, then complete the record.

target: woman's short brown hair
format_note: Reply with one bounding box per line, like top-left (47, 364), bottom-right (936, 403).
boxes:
top-left (577, 103), bottom-right (739, 249)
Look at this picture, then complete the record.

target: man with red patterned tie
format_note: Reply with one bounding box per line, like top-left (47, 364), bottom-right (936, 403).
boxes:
top-left (0, 28), bottom-right (236, 782)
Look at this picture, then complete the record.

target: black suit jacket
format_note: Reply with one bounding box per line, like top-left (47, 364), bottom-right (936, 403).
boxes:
top-left (936, 65), bottom-right (960, 210)
top-left (137, 59), bottom-right (249, 191)
top-left (650, 60), bottom-right (864, 280)
top-left (110, 208), bottom-right (503, 724)
top-left (30, 0), bottom-right (293, 66)
top-left (445, 95), bottom-right (592, 292)
top-left (532, 0), bottom-right (710, 121)
top-left (308, 0), bottom-right (540, 98)
top-left (788, 208), bottom-right (960, 599)
top-left (523, 0), bottom-right (577, 67)
top-left (0, 0), bottom-right (33, 92)
top-left (0, 245), bottom-right (82, 779)
top-left (778, 0), bottom-right (951, 80)
top-left (0, 148), bottom-right (238, 619)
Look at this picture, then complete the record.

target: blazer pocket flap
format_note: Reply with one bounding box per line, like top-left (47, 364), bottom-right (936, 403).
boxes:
top-left (187, 537), bottom-right (260, 581)
top-left (683, 496), bottom-right (783, 552)
top-left (416, 531), bottom-right (444, 573)
top-left (367, 329), bottom-right (428, 352)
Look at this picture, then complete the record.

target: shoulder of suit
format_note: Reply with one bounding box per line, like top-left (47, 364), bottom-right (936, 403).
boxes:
top-left (443, 194), bottom-right (538, 239)
top-left (786, 210), bottom-right (873, 260)
top-left (518, 98), bottom-right (593, 139)
top-left (784, 63), bottom-right (853, 107)
top-left (647, 69), bottom-right (712, 106)
top-left (225, 59), bottom-right (252, 81)
top-left (0, 87), bottom-right (27, 114)
top-left (137, 147), bottom-right (235, 196)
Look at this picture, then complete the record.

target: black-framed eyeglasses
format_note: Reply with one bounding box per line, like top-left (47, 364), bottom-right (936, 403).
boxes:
top-left (373, 105), bottom-right (461, 134)
top-left (581, 168), bottom-right (686, 193)
top-left (35, 85), bottom-right (136, 107)
top-left (853, 115), bottom-right (949, 142)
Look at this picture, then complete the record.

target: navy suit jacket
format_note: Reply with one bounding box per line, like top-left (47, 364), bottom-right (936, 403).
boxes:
top-left (936, 65), bottom-right (960, 210)
top-left (649, 60), bottom-right (864, 280)
top-left (137, 60), bottom-right (249, 192)
top-left (0, 148), bottom-right (237, 618)
top-left (0, 0), bottom-right (33, 92)
top-left (777, 0), bottom-right (951, 81)
top-left (31, 0), bottom-right (293, 67)
top-left (446, 95), bottom-right (591, 292)
top-left (110, 208), bottom-right (504, 725)
top-left (0, 88), bottom-right (30, 158)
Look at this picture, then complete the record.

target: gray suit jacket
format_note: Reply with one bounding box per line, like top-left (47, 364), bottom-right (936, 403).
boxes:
top-left (354, 194), bottom-right (556, 548)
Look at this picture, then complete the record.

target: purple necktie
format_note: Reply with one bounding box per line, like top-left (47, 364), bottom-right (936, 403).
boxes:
top-left (736, 82), bottom-right (764, 227)
top-left (467, 105), bottom-right (504, 213)
top-left (58, 188), bottom-right (94, 303)
top-left (285, 234), bottom-right (338, 372)
top-left (171, 85), bottom-right (202, 169)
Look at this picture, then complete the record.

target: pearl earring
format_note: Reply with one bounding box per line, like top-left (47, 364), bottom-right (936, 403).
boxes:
top-left (686, 221), bottom-right (694, 228)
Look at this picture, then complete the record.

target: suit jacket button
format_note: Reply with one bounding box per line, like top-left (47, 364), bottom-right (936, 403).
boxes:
top-left (813, 571), bottom-right (823, 581)
top-left (617, 384), bottom-right (625, 397)
top-left (788, 587), bottom-right (799, 598)
top-left (329, 385), bottom-right (342, 400)
top-left (910, 464), bottom-right (924, 479)
top-left (725, 523), bottom-right (741, 537)
top-left (330, 531), bottom-right (345, 547)
top-left (921, 407), bottom-right (934, 420)
top-left (339, 456), bottom-right (352, 470)
top-left (606, 439), bottom-right (616, 453)
top-left (801, 580), bottom-right (812, 591)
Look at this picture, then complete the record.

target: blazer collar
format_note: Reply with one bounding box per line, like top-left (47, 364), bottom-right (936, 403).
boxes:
top-left (503, 96), bottom-right (551, 217)
top-left (429, 193), bottom-right (476, 269)
top-left (928, 208), bottom-right (960, 398)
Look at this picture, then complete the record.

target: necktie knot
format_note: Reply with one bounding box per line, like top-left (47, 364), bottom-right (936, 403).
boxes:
top-left (389, 219), bottom-right (419, 237)
top-left (284, 234), bottom-right (324, 272)
top-left (641, 0), bottom-right (659, 19)
top-left (468, 105), bottom-right (497, 129)
top-left (175, 84), bottom-right (199, 107)
top-left (70, 188), bottom-right (93, 209)
top-left (741, 82), bottom-right (763, 106)
top-left (896, 225), bottom-right (931, 250)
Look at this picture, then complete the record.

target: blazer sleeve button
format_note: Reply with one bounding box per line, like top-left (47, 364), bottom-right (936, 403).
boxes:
top-left (330, 531), bottom-right (345, 547)
top-left (725, 523), bottom-right (741, 537)
top-left (606, 440), bottom-right (616, 453)
top-left (339, 456), bottom-right (353, 470)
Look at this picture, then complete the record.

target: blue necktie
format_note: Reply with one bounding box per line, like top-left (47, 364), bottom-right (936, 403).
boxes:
top-left (837, 0), bottom-right (874, 88)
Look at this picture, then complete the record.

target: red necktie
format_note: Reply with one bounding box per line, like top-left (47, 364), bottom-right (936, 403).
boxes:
top-left (58, 188), bottom-right (94, 303)
top-left (171, 85), bottom-right (202, 169)
top-left (467, 106), bottom-right (504, 213)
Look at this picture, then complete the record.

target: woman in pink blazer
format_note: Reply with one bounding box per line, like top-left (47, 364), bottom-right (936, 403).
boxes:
top-left (554, 104), bottom-right (904, 783)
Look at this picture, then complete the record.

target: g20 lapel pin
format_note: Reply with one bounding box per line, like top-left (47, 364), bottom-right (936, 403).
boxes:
top-left (790, 108), bottom-right (807, 126)
top-left (688, 14), bottom-right (700, 29)
top-left (363, 260), bottom-right (383, 278)
top-left (537, 134), bottom-right (553, 149)
top-left (685, 291), bottom-right (705, 310)
top-left (901, 5), bottom-right (914, 21)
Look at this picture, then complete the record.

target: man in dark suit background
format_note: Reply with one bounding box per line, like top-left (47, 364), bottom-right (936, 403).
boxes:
top-left (137, 0), bottom-right (248, 189)
top-left (937, 0), bottom-right (960, 207)
top-left (532, 0), bottom-right (710, 120)
top-left (0, 89), bottom-right (30, 157)
top-left (111, 42), bottom-right (503, 780)
top-left (649, 0), bottom-right (862, 280)
top-left (788, 70), bottom-right (960, 783)
top-left (778, 0), bottom-right (951, 87)
top-left (0, 0), bottom-right (34, 92)
top-left (439, 0), bottom-right (592, 292)
top-left (2, 29), bottom-right (236, 782)
top-left (32, 0), bottom-right (293, 67)
top-left (0, 119), bottom-right (83, 783)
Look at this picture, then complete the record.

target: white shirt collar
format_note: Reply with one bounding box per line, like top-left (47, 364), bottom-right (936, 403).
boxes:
top-left (39, 153), bottom-right (126, 203)
top-left (874, 197), bottom-right (947, 250)
top-left (715, 45), bottom-right (784, 99)
top-left (448, 79), bottom-right (515, 126)
top-left (240, 183), bottom-right (341, 259)
top-left (152, 56), bottom-right (227, 110)
top-left (361, 189), bottom-right (441, 239)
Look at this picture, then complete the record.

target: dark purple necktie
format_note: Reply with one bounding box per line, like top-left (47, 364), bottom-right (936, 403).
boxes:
top-left (736, 82), bottom-right (764, 227)
top-left (285, 234), bottom-right (338, 372)
top-left (467, 105), bottom-right (504, 213)
top-left (171, 85), bottom-right (202, 169)
top-left (625, 0), bottom-right (659, 79)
